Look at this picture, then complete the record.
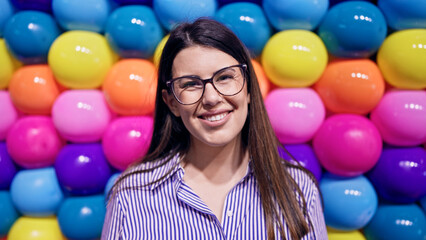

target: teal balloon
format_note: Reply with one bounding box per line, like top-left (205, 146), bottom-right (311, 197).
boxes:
top-left (364, 204), bottom-right (426, 240)
top-left (58, 195), bottom-right (106, 240)
top-left (215, 2), bottom-right (271, 57)
top-left (104, 172), bottom-right (120, 199)
top-left (320, 173), bottom-right (378, 230)
top-left (0, 191), bottom-right (19, 237)
top-left (378, 0), bottom-right (426, 30)
top-left (0, 0), bottom-right (15, 37)
top-left (421, 196), bottom-right (426, 212)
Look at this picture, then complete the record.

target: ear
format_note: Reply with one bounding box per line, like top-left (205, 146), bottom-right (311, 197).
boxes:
top-left (162, 90), bottom-right (181, 117)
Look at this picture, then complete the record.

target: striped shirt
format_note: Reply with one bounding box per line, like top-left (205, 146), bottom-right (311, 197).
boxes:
top-left (102, 154), bottom-right (328, 240)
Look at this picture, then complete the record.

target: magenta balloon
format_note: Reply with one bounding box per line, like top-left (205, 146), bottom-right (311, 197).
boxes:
top-left (102, 116), bottom-right (153, 170)
top-left (6, 116), bottom-right (64, 168)
top-left (370, 90), bottom-right (426, 147)
top-left (313, 114), bottom-right (382, 177)
top-left (52, 90), bottom-right (113, 143)
top-left (0, 91), bottom-right (18, 140)
top-left (367, 147), bottom-right (426, 204)
top-left (265, 88), bottom-right (325, 144)
top-left (55, 143), bottom-right (112, 195)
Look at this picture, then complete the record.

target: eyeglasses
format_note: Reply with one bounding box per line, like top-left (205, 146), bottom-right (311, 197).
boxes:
top-left (166, 64), bottom-right (247, 105)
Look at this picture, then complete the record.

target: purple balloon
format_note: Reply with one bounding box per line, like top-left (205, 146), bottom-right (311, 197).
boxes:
top-left (55, 143), bottom-right (112, 195)
top-left (367, 147), bottom-right (426, 204)
top-left (279, 144), bottom-right (322, 181)
top-left (11, 0), bottom-right (52, 12)
top-left (0, 142), bottom-right (17, 189)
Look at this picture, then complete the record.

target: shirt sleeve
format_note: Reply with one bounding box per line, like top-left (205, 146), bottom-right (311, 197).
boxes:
top-left (101, 192), bottom-right (125, 240)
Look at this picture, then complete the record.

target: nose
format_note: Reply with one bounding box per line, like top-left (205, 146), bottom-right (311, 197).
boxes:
top-left (201, 82), bottom-right (223, 106)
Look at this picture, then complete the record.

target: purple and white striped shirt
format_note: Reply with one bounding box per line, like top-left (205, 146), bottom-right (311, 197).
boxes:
top-left (102, 154), bottom-right (328, 239)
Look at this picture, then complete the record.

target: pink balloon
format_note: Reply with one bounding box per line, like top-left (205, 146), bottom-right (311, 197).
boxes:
top-left (102, 116), bottom-right (153, 170)
top-left (313, 114), bottom-right (382, 177)
top-left (265, 88), bottom-right (325, 144)
top-left (0, 91), bottom-right (18, 140)
top-left (370, 90), bottom-right (426, 147)
top-left (6, 116), bottom-right (64, 168)
top-left (52, 90), bottom-right (113, 143)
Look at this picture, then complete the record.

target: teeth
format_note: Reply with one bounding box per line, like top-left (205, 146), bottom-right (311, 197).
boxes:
top-left (204, 113), bottom-right (227, 122)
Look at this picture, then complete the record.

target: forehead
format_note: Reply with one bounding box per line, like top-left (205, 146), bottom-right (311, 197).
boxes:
top-left (172, 46), bottom-right (239, 78)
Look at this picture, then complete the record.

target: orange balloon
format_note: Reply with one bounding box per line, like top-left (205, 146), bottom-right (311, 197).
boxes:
top-left (103, 59), bottom-right (157, 115)
top-left (314, 59), bottom-right (385, 115)
top-left (9, 64), bottom-right (60, 115)
top-left (251, 59), bottom-right (271, 99)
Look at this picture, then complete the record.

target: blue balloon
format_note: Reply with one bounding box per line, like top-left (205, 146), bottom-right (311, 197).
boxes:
top-left (10, 167), bottom-right (64, 217)
top-left (420, 196), bottom-right (426, 212)
top-left (104, 172), bottom-right (121, 198)
top-left (105, 5), bottom-right (164, 58)
top-left (0, 142), bottom-right (17, 190)
top-left (11, 0), bottom-right (52, 12)
top-left (218, 0), bottom-right (261, 7)
top-left (113, 0), bottom-right (152, 5)
top-left (378, 0), bottom-right (426, 30)
top-left (330, 0), bottom-right (375, 7)
top-left (52, 0), bottom-right (111, 33)
top-left (318, 1), bottom-right (387, 58)
top-left (58, 195), bottom-right (106, 240)
top-left (0, 191), bottom-right (19, 237)
top-left (0, 0), bottom-right (15, 38)
top-left (55, 143), bottom-right (112, 195)
top-left (215, 2), bottom-right (271, 57)
top-left (320, 173), bottom-right (378, 230)
top-left (281, 144), bottom-right (322, 181)
top-left (153, 0), bottom-right (217, 31)
top-left (263, 0), bottom-right (329, 31)
top-left (364, 203), bottom-right (426, 240)
top-left (3, 10), bottom-right (61, 64)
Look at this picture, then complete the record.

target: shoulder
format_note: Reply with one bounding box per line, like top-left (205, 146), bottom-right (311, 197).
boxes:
top-left (286, 165), bottom-right (320, 206)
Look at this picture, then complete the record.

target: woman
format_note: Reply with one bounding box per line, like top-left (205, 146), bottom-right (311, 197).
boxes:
top-left (102, 18), bottom-right (327, 240)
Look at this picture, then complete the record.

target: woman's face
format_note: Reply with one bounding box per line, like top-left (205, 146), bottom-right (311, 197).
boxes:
top-left (163, 45), bottom-right (250, 148)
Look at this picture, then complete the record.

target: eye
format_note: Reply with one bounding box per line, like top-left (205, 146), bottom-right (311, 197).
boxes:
top-left (177, 78), bottom-right (203, 89)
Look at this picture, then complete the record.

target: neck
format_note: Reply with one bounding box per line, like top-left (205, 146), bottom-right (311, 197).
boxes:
top-left (183, 136), bottom-right (249, 184)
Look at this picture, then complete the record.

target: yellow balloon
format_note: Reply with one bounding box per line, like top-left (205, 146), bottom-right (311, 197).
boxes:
top-left (327, 227), bottom-right (366, 240)
top-left (8, 216), bottom-right (65, 240)
top-left (0, 39), bottom-right (21, 89)
top-left (153, 34), bottom-right (169, 68)
top-left (48, 31), bottom-right (115, 89)
top-left (377, 29), bottom-right (426, 89)
top-left (261, 30), bottom-right (328, 88)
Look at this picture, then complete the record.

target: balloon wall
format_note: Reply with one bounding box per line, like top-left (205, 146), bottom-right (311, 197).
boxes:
top-left (0, 0), bottom-right (425, 239)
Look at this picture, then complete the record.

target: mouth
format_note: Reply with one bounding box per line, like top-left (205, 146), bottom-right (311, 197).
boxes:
top-left (199, 111), bottom-right (232, 122)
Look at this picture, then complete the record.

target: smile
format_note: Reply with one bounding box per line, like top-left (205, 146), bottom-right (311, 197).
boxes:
top-left (201, 112), bottom-right (230, 122)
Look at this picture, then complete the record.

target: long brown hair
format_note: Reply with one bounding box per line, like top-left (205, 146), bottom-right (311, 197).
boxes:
top-left (111, 18), bottom-right (314, 240)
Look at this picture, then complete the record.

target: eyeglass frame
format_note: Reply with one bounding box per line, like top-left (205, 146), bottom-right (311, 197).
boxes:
top-left (166, 64), bottom-right (248, 105)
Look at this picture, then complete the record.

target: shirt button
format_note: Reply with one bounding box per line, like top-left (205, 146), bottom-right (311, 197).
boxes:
top-left (226, 210), bottom-right (233, 217)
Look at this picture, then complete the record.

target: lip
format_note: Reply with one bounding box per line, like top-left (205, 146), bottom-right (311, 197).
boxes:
top-left (198, 110), bottom-right (232, 127)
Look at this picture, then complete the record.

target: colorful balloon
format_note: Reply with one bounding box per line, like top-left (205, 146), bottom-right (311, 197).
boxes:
top-left (55, 143), bottom-right (112, 195)
top-left (10, 0), bottom-right (52, 12)
top-left (318, 1), bottom-right (387, 58)
top-left (364, 204), bottom-right (426, 240)
top-left (320, 173), bottom-right (378, 231)
top-left (251, 59), bottom-right (270, 99)
top-left (262, 30), bottom-right (328, 87)
top-left (103, 59), bottom-right (157, 115)
top-left (6, 116), bottom-right (64, 169)
top-left (102, 116), bottom-right (153, 170)
top-left (0, 39), bottom-right (20, 89)
top-left (313, 114), bottom-right (382, 177)
top-left (280, 144), bottom-right (322, 181)
top-left (0, 91), bottom-right (18, 140)
top-left (52, 0), bottom-right (111, 32)
top-left (0, 191), bottom-right (19, 237)
top-left (113, 0), bottom-right (152, 5)
top-left (377, 29), bottom-right (426, 89)
top-left (265, 88), bottom-right (325, 144)
top-left (105, 5), bottom-right (164, 58)
top-left (8, 64), bottom-right (60, 115)
top-left (215, 2), bottom-right (271, 57)
top-left (327, 228), bottom-right (366, 240)
top-left (153, 0), bottom-right (217, 30)
top-left (0, 142), bottom-right (17, 189)
top-left (378, 0), bottom-right (426, 30)
top-left (48, 30), bottom-right (115, 89)
top-left (104, 172), bottom-right (120, 197)
top-left (420, 196), bottom-right (426, 212)
top-left (313, 59), bottom-right (385, 115)
top-left (367, 147), bottom-right (426, 204)
top-left (0, 0), bottom-right (14, 38)
top-left (57, 195), bottom-right (106, 239)
top-left (153, 34), bottom-right (169, 68)
top-left (263, 0), bottom-right (328, 31)
top-left (370, 90), bottom-right (426, 146)
top-left (52, 90), bottom-right (113, 143)
top-left (218, 0), bottom-right (261, 6)
top-left (3, 10), bottom-right (61, 64)
top-left (10, 167), bottom-right (64, 216)
top-left (8, 217), bottom-right (65, 240)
